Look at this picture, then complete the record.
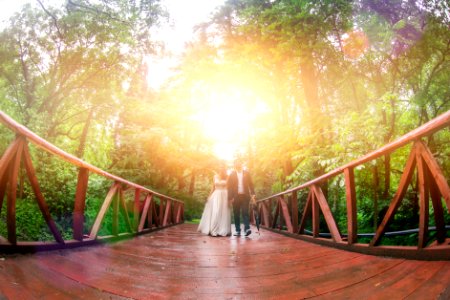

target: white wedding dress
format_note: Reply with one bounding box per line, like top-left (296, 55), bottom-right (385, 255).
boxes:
top-left (197, 175), bottom-right (231, 236)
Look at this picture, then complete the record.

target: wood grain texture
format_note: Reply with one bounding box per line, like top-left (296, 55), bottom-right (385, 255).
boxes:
top-left (1, 224), bottom-right (448, 299)
top-left (6, 139), bottom-right (24, 245)
top-left (90, 183), bottom-right (119, 239)
top-left (279, 196), bottom-right (294, 233)
top-left (73, 168), bottom-right (89, 241)
top-left (371, 146), bottom-right (417, 246)
top-left (344, 167), bottom-right (357, 244)
top-left (138, 194), bottom-right (152, 232)
top-left (312, 185), bottom-right (342, 243)
top-left (22, 145), bottom-right (64, 244)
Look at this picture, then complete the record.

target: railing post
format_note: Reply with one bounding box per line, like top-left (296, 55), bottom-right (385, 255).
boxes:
top-left (311, 187), bottom-right (319, 238)
top-left (163, 199), bottom-right (172, 226)
top-left (298, 190), bottom-right (312, 234)
top-left (416, 150), bottom-right (429, 249)
top-left (344, 167), bottom-right (357, 245)
top-left (148, 198), bottom-right (154, 228)
top-left (133, 189), bottom-right (141, 232)
top-left (7, 138), bottom-right (25, 245)
top-left (138, 193), bottom-right (152, 232)
top-left (0, 112), bottom-right (186, 250)
top-left (112, 185), bottom-right (120, 236)
top-left (291, 191), bottom-right (298, 233)
top-left (73, 168), bottom-right (89, 241)
top-left (180, 203), bottom-right (184, 222)
top-left (277, 195), bottom-right (294, 232)
top-left (428, 165), bottom-right (446, 244)
top-left (271, 197), bottom-right (280, 229)
top-left (90, 182), bottom-right (118, 239)
top-left (159, 198), bottom-right (165, 224)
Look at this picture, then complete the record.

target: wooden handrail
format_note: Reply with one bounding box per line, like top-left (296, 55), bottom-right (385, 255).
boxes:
top-left (0, 111), bottom-right (181, 203)
top-left (0, 110), bottom-right (184, 252)
top-left (253, 110), bottom-right (450, 260)
top-left (259, 110), bottom-right (450, 201)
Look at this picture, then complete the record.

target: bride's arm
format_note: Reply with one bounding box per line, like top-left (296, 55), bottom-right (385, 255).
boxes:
top-left (207, 176), bottom-right (216, 198)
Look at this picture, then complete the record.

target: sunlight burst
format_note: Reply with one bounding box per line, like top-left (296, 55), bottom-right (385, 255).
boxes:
top-left (193, 90), bottom-right (268, 162)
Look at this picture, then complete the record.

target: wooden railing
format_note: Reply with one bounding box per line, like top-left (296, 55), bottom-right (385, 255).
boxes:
top-left (0, 111), bottom-right (184, 252)
top-left (254, 111), bottom-right (450, 260)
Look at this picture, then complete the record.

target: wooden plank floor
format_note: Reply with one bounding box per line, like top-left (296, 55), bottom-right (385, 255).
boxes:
top-left (0, 224), bottom-right (449, 299)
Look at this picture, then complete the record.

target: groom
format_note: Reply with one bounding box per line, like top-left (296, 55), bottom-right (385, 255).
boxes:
top-left (228, 158), bottom-right (256, 237)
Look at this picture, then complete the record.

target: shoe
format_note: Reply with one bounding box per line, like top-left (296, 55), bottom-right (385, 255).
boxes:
top-left (233, 232), bottom-right (241, 236)
top-left (245, 229), bottom-right (252, 237)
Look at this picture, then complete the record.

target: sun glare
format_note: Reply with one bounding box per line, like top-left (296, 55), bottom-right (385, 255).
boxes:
top-left (193, 89), bottom-right (268, 162)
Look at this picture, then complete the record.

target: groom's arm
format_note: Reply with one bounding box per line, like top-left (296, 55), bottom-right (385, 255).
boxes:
top-left (247, 171), bottom-right (255, 197)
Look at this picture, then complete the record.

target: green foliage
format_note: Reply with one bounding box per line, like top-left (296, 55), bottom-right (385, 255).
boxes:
top-left (0, 0), bottom-right (449, 246)
top-left (0, 199), bottom-right (53, 241)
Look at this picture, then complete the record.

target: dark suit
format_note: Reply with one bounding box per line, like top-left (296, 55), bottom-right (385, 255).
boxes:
top-left (228, 170), bottom-right (255, 233)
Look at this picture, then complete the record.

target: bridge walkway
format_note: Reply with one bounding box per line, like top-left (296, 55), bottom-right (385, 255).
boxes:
top-left (1, 224), bottom-right (449, 299)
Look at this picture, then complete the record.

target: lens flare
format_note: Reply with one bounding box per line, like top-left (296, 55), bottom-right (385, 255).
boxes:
top-left (342, 30), bottom-right (369, 59)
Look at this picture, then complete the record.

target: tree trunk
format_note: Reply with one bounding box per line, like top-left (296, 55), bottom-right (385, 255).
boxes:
top-left (299, 55), bottom-right (321, 125)
top-left (188, 170), bottom-right (196, 196)
top-left (383, 154), bottom-right (390, 199)
top-left (76, 107), bottom-right (95, 159)
top-left (282, 157), bottom-right (293, 185)
top-left (177, 175), bottom-right (186, 191)
top-left (372, 164), bottom-right (379, 231)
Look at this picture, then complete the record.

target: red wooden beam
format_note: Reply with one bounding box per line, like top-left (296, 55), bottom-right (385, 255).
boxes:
top-left (0, 111), bottom-right (183, 205)
top-left (7, 138), bottom-right (24, 244)
top-left (344, 167), bottom-right (357, 244)
top-left (90, 183), bottom-right (119, 239)
top-left (163, 199), bottom-right (172, 226)
top-left (0, 139), bottom-right (21, 216)
top-left (416, 141), bottom-right (450, 212)
top-left (427, 164), bottom-right (446, 244)
top-left (416, 152), bottom-right (429, 249)
top-left (133, 189), bottom-right (141, 231)
top-left (279, 196), bottom-right (294, 233)
top-left (112, 185), bottom-right (119, 236)
top-left (147, 198), bottom-right (154, 229)
top-left (175, 203), bottom-right (182, 223)
top-left (0, 163), bottom-right (9, 216)
top-left (0, 138), bottom-right (22, 181)
top-left (370, 145), bottom-right (417, 246)
top-left (312, 185), bottom-right (342, 243)
top-left (261, 201), bottom-right (271, 227)
top-left (291, 191), bottom-right (298, 233)
top-left (73, 168), bottom-right (89, 241)
top-left (298, 190), bottom-right (312, 234)
top-left (152, 198), bottom-right (160, 227)
top-left (271, 198), bottom-right (280, 229)
top-left (258, 203), bottom-right (263, 227)
top-left (22, 145), bottom-right (64, 244)
top-left (311, 188), bottom-right (319, 238)
top-left (138, 194), bottom-right (152, 232)
top-left (258, 110), bottom-right (450, 201)
top-left (159, 198), bottom-right (165, 225)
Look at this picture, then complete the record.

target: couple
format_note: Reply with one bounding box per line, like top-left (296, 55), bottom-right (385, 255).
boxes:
top-left (197, 159), bottom-right (256, 237)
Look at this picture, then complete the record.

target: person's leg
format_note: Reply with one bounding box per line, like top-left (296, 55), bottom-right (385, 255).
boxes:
top-left (242, 196), bottom-right (250, 233)
top-left (233, 198), bottom-right (241, 233)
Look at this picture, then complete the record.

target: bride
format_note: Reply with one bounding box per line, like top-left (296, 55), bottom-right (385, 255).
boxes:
top-left (197, 165), bottom-right (231, 236)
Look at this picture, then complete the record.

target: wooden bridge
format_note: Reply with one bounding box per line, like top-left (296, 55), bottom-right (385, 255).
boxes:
top-left (1, 224), bottom-right (449, 299)
top-left (0, 110), bottom-right (449, 299)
